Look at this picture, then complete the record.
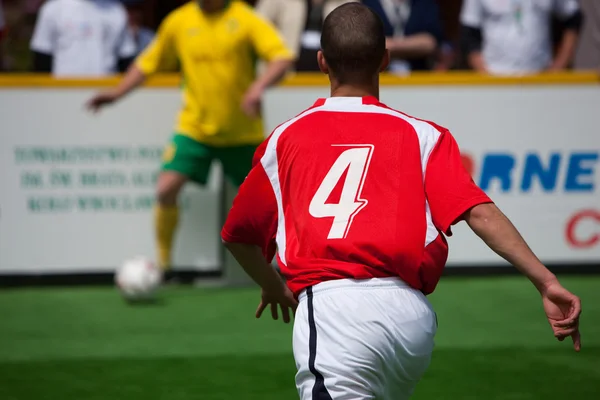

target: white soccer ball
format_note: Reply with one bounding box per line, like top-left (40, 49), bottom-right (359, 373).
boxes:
top-left (115, 257), bottom-right (162, 301)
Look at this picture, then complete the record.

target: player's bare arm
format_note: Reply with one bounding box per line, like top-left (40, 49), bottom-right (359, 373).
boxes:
top-left (468, 51), bottom-right (488, 73)
top-left (222, 242), bottom-right (298, 323)
top-left (242, 58), bottom-right (293, 118)
top-left (550, 8), bottom-right (583, 71)
top-left (464, 202), bottom-right (582, 351)
top-left (86, 65), bottom-right (147, 113)
top-left (462, 25), bottom-right (488, 73)
top-left (550, 29), bottom-right (579, 71)
top-left (385, 33), bottom-right (437, 59)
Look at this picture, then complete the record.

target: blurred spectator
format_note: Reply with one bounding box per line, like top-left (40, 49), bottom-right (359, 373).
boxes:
top-left (574, 0), bottom-right (600, 70)
top-left (256, 0), bottom-right (357, 71)
top-left (0, 0), bottom-right (42, 71)
top-left (0, 0), bottom-right (5, 70)
top-left (433, 41), bottom-right (455, 71)
top-left (0, 1), bottom-right (3, 35)
top-left (24, 0), bottom-right (45, 15)
top-left (363, 0), bottom-right (443, 74)
top-left (432, 0), bottom-right (462, 71)
top-left (461, 0), bottom-right (583, 75)
top-left (125, 2), bottom-right (155, 56)
top-left (30, 0), bottom-right (136, 77)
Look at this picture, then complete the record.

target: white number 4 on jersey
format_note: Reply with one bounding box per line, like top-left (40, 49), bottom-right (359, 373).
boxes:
top-left (309, 145), bottom-right (374, 239)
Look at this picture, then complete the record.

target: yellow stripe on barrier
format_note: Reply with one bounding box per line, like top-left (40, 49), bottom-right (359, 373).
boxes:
top-left (282, 71), bottom-right (600, 86)
top-left (0, 71), bottom-right (598, 88)
top-left (0, 75), bottom-right (180, 88)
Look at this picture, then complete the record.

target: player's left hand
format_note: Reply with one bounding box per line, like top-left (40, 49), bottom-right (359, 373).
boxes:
top-left (241, 84), bottom-right (264, 118)
top-left (256, 285), bottom-right (298, 324)
top-left (541, 281), bottom-right (582, 351)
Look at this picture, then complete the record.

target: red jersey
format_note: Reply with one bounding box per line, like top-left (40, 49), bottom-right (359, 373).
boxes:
top-left (221, 96), bottom-right (491, 296)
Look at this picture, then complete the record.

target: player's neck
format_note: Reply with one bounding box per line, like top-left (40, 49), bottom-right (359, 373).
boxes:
top-left (197, 0), bottom-right (230, 14)
top-left (330, 82), bottom-right (379, 99)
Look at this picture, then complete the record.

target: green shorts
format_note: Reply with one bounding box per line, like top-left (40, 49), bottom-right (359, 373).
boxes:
top-left (161, 134), bottom-right (258, 186)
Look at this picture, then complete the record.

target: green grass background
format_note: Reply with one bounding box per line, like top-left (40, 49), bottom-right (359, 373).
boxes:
top-left (1, 276), bottom-right (598, 399)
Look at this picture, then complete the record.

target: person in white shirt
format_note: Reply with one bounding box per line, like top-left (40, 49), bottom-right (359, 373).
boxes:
top-left (30, 0), bottom-right (136, 77)
top-left (461, 0), bottom-right (583, 75)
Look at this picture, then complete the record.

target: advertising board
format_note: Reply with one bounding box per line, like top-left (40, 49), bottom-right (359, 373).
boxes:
top-left (0, 76), bottom-right (598, 274)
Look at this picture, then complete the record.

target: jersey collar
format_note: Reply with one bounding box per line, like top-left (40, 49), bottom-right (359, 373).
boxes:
top-left (313, 96), bottom-right (380, 108)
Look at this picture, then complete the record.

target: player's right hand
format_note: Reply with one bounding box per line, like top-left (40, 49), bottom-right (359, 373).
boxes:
top-left (86, 90), bottom-right (119, 113)
top-left (541, 281), bottom-right (582, 351)
top-left (256, 285), bottom-right (298, 324)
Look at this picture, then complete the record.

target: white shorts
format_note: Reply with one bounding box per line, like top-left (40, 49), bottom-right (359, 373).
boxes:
top-left (293, 277), bottom-right (437, 400)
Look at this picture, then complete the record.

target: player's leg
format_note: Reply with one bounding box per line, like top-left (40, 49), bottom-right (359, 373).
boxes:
top-left (293, 297), bottom-right (333, 400)
top-left (156, 134), bottom-right (212, 271)
top-left (293, 279), bottom-right (437, 400)
top-left (382, 287), bottom-right (437, 399)
top-left (293, 286), bottom-right (382, 400)
top-left (155, 171), bottom-right (186, 272)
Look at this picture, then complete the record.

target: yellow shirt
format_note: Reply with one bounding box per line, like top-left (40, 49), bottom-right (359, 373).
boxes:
top-left (136, 1), bottom-right (293, 146)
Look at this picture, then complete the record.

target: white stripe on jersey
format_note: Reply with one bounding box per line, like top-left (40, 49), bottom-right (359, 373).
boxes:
top-left (261, 106), bottom-right (329, 265)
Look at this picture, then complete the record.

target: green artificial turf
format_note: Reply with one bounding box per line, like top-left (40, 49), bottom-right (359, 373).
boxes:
top-left (0, 276), bottom-right (598, 399)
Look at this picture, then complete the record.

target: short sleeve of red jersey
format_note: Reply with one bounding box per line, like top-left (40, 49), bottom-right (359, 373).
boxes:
top-left (425, 130), bottom-right (492, 235)
top-left (221, 146), bottom-right (278, 261)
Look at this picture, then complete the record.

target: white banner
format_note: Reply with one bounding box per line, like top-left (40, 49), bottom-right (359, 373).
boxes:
top-left (0, 84), bottom-right (598, 273)
top-left (0, 89), bottom-right (222, 273)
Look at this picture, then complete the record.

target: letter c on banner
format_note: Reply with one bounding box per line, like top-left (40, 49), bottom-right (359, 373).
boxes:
top-left (566, 210), bottom-right (600, 248)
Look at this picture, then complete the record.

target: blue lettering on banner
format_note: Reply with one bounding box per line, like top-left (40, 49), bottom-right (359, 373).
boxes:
top-left (521, 153), bottom-right (560, 192)
top-left (565, 153), bottom-right (598, 192)
top-left (479, 154), bottom-right (515, 192)
top-left (475, 152), bottom-right (598, 193)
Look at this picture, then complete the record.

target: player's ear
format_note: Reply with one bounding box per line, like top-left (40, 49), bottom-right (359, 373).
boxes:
top-left (317, 50), bottom-right (329, 75)
top-left (379, 49), bottom-right (390, 73)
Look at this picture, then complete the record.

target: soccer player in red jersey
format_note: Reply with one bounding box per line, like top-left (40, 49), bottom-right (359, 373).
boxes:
top-left (221, 3), bottom-right (582, 399)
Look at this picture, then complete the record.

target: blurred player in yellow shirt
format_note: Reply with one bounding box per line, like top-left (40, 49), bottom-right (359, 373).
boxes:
top-left (87, 0), bottom-right (293, 276)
